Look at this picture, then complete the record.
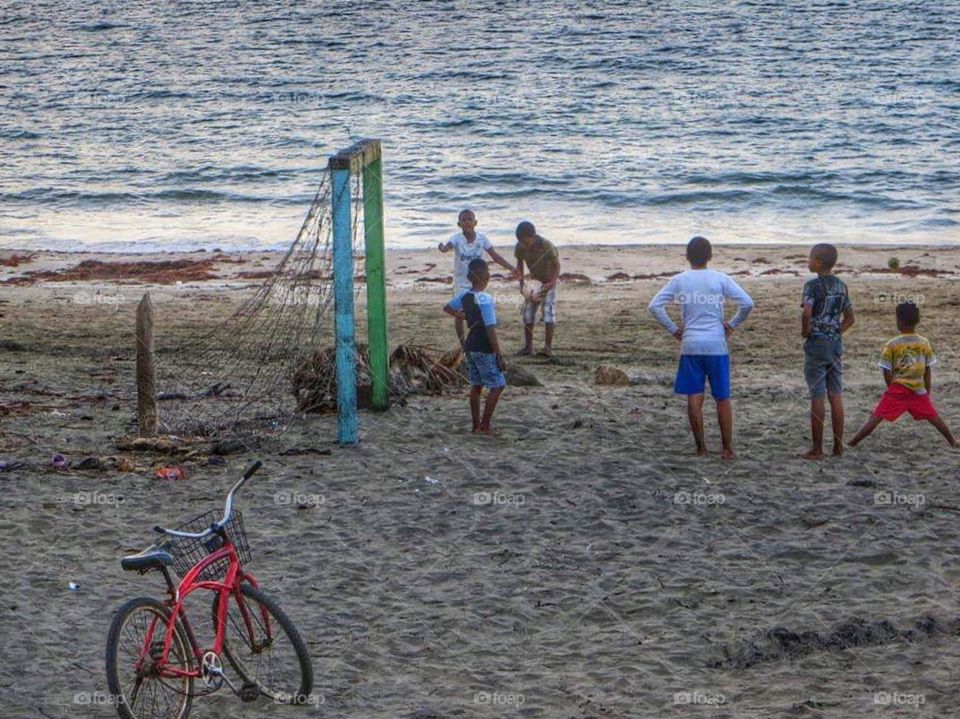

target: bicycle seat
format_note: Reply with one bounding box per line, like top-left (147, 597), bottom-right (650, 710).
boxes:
top-left (121, 547), bottom-right (174, 572)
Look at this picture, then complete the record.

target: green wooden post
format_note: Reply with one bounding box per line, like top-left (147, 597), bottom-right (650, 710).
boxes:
top-left (363, 154), bottom-right (389, 411)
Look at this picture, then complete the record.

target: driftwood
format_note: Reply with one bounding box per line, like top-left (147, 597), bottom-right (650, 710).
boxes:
top-left (136, 294), bottom-right (157, 436)
top-left (291, 344), bottom-right (545, 412)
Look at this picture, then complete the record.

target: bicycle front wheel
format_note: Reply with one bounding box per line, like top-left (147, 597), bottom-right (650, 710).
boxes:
top-left (214, 583), bottom-right (313, 703)
top-left (105, 596), bottom-right (194, 719)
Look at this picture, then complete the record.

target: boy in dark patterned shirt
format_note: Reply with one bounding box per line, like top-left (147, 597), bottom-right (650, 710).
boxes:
top-left (801, 243), bottom-right (855, 459)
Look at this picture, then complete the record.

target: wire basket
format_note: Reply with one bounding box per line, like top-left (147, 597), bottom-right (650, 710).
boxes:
top-left (161, 509), bottom-right (252, 581)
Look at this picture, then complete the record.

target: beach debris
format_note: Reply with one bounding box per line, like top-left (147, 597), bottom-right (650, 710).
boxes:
top-left (595, 365), bottom-right (631, 386)
top-left (211, 438), bottom-right (245, 455)
top-left (155, 466), bottom-right (186, 481)
top-left (68, 582), bottom-right (80, 592)
top-left (390, 344), bottom-right (468, 396)
top-left (712, 615), bottom-right (946, 669)
top-left (293, 345), bottom-right (374, 413)
top-left (505, 364), bottom-right (542, 387)
top-left (0, 252), bottom-right (35, 267)
top-left (112, 456), bottom-right (136, 472)
top-left (605, 271), bottom-right (632, 282)
top-left (52, 453), bottom-right (69, 469)
top-left (595, 366), bottom-right (672, 386)
top-left (559, 272), bottom-right (591, 284)
top-left (279, 447), bottom-right (332, 456)
top-left (0, 460), bottom-right (26, 472)
top-left (116, 435), bottom-right (185, 453)
top-left (2, 257), bottom-right (227, 286)
top-left (74, 456), bottom-right (102, 471)
top-left (888, 256), bottom-right (900, 269)
top-left (207, 456), bottom-right (226, 466)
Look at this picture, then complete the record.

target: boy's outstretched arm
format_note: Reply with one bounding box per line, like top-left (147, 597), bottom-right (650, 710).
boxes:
top-left (486, 247), bottom-right (516, 274)
top-left (840, 307), bottom-right (855, 334)
top-left (516, 257), bottom-right (526, 285)
top-left (648, 277), bottom-right (682, 339)
top-left (438, 240), bottom-right (453, 252)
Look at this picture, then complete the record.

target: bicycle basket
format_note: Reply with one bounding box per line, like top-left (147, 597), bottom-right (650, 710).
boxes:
top-left (161, 508), bottom-right (252, 582)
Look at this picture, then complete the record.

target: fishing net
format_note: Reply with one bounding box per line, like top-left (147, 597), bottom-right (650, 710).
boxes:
top-left (152, 168), bottom-right (366, 438)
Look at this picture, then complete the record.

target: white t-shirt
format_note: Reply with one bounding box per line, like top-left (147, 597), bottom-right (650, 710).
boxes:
top-left (648, 268), bottom-right (754, 355)
top-left (448, 232), bottom-right (492, 289)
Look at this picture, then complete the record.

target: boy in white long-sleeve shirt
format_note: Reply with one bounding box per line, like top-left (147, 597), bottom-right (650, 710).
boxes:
top-left (648, 237), bottom-right (754, 459)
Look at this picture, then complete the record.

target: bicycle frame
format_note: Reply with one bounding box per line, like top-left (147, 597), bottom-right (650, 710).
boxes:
top-left (134, 535), bottom-right (271, 681)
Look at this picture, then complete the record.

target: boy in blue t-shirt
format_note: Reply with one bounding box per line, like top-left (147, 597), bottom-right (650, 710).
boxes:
top-left (444, 259), bottom-right (507, 435)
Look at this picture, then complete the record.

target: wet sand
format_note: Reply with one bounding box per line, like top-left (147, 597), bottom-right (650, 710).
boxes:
top-left (2, 243), bottom-right (960, 718)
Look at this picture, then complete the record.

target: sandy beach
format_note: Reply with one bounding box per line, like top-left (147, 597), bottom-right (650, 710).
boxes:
top-left (2, 243), bottom-right (960, 718)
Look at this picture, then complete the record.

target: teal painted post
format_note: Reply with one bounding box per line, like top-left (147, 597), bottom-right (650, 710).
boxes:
top-left (331, 166), bottom-right (358, 445)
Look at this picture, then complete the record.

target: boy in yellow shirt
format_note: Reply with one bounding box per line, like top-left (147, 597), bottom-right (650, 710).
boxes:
top-left (849, 302), bottom-right (956, 447)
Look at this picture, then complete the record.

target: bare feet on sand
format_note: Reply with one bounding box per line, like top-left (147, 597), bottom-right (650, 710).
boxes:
top-left (473, 427), bottom-right (501, 437)
top-left (695, 446), bottom-right (709, 457)
top-left (832, 446), bottom-right (844, 456)
top-left (801, 449), bottom-right (825, 460)
top-left (515, 347), bottom-right (532, 357)
top-left (720, 448), bottom-right (736, 460)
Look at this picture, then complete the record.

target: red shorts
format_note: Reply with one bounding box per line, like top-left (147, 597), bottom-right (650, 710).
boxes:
top-left (873, 383), bottom-right (939, 421)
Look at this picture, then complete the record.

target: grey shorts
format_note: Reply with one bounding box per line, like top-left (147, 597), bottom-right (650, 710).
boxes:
top-left (804, 337), bottom-right (843, 399)
top-left (521, 286), bottom-right (557, 325)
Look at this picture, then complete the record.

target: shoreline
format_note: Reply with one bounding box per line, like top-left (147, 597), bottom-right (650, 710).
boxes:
top-left (2, 239), bottom-right (959, 258)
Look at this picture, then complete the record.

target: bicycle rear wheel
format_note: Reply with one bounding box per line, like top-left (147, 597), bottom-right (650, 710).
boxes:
top-left (106, 596), bottom-right (194, 719)
top-left (214, 583), bottom-right (313, 703)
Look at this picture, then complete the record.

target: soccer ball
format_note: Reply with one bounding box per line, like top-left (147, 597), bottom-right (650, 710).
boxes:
top-left (521, 279), bottom-right (546, 304)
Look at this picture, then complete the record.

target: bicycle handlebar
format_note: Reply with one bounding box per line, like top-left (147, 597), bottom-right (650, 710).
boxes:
top-left (153, 461), bottom-right (262, 539)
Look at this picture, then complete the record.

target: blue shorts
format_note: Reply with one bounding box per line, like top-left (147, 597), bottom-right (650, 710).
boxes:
top-left (466, 351), bottom-right (506, 389)
top-left (674, 354), bottom-right (731, 400)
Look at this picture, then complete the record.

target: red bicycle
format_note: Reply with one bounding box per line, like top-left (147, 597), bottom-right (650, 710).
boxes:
top-left (105, 461), bottom-right (313, 719)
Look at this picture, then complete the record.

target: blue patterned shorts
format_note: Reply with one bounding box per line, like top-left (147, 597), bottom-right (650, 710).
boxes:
top-left (466, 352), bottom-right (506, 389)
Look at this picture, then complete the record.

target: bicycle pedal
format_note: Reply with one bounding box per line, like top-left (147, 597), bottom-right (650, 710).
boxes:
top-left (239, 683), bottom-right (260, 702)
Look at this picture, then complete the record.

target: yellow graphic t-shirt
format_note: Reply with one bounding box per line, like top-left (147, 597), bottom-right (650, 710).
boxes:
top-left (878, 334), bottom-right (937, 394)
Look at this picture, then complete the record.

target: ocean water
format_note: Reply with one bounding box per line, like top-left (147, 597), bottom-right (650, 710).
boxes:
top-left (1, 0), bottom-right (958, 252)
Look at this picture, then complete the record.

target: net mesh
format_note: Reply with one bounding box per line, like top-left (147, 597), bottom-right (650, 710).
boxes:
top-left (153, 168), bottom-right (366, 439)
